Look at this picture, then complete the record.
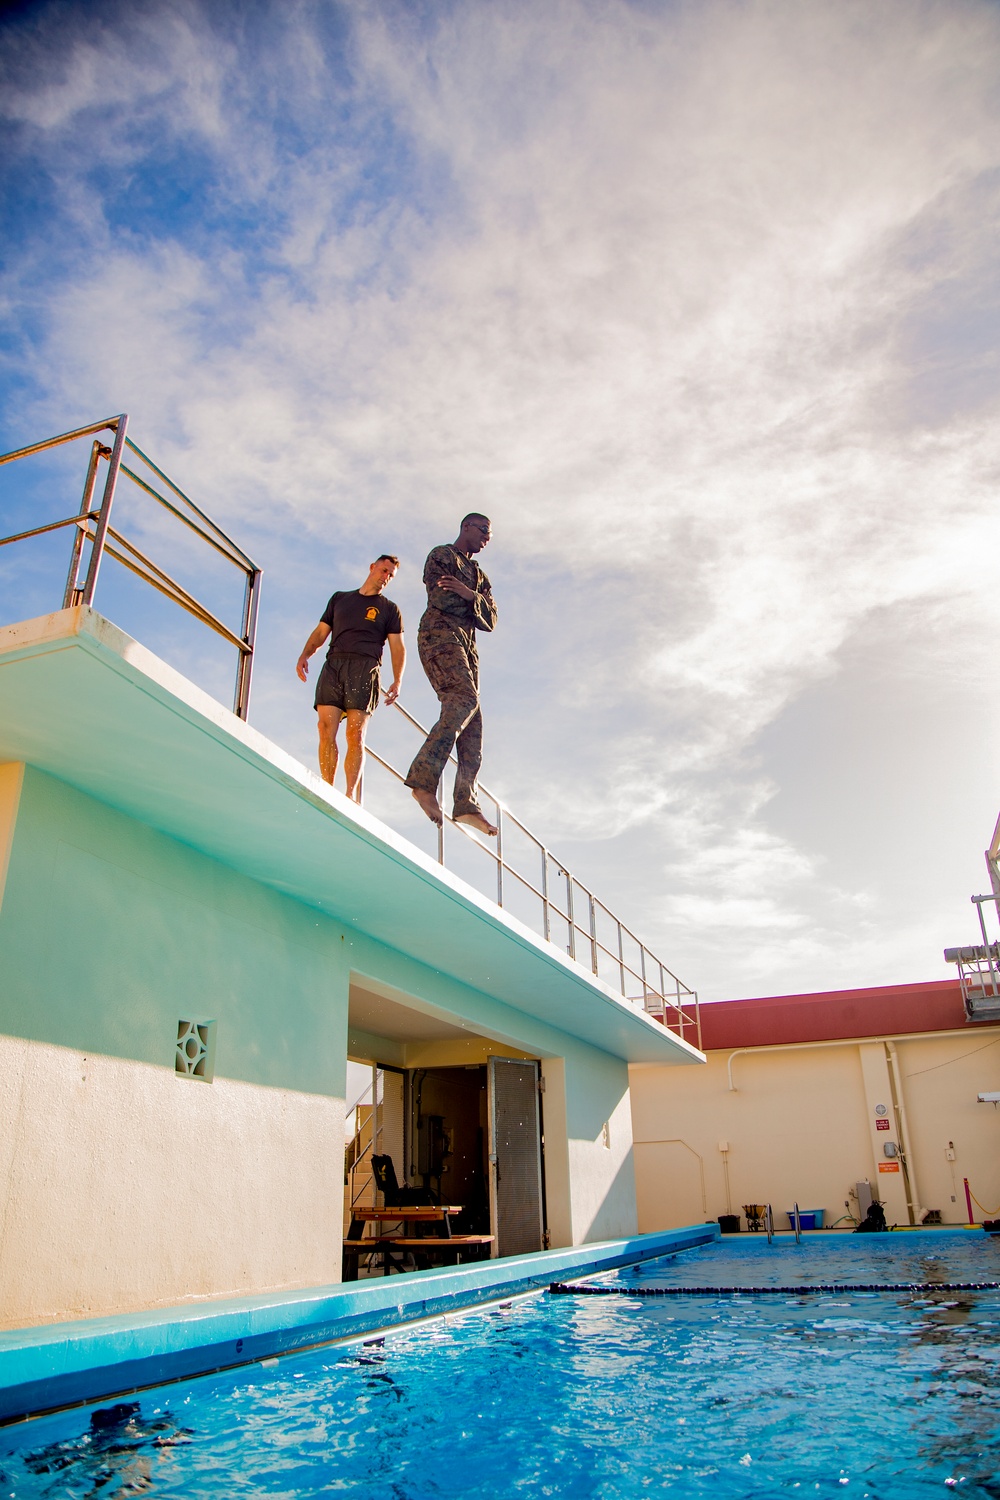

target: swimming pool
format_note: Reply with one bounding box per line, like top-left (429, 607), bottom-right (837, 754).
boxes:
top-left (2, 1230), bottom-right (998, 1498)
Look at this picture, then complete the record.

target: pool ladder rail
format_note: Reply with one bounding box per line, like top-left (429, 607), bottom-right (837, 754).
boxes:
top-left (744, 1204), bottom-right (798, 1243)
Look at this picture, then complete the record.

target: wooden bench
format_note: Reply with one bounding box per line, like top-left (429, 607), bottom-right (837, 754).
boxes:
top-left (387, 1235), bottom-right (494, 1268)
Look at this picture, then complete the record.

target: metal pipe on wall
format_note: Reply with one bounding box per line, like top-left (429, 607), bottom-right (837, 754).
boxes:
top-left (633, 1138), bottom-right (707, 1216)
top-left (885, 1040), bottom-right (922, 1225)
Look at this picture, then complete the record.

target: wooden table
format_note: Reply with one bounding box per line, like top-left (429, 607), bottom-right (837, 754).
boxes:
top-left (346, 1205), bottom-right (465, 1238)
top-left (343, 1205), bottom-right (467, 1279)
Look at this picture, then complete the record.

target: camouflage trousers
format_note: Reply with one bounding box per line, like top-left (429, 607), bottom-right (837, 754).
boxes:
top-left (404, 620), bottom-right (484, 814)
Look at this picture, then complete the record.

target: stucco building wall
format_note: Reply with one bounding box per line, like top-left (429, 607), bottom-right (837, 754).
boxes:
top-left (0, 765), bottom-right (351, 1328)
top-left (0, 760), bottom-right (643, 1326)
top-left (631, 990), bottom-right (1000, 1232)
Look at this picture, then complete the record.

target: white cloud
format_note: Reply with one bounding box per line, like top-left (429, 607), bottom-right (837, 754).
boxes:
top-left (4, 0), bottom-right (1000, 998)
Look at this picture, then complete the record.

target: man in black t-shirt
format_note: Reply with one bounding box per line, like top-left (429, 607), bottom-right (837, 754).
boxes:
top-left (296, 555), bottom-right (405, 801)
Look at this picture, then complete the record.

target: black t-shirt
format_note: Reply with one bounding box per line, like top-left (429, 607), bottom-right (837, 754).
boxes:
top-left (321, 591), bottom-right (403, 660)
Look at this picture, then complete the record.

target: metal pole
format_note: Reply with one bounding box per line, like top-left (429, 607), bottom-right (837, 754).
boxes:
top-left (765, 1204), bottom-right (773, 1245)
top-left (62, 440), bottom-right (105, 608)
top-left (659, 962), bottom-right (670, 1030)
top-left (80, 414), bottom-right (128, 606)
top-left (793, 1203), bottom-right (801, 1244)
top-left (541, 850), bottom-right (551, 942)
top-left (565, 873), bottom-right (576, 960)
top-left (588, 894), bottom-right (598, 977)
top-left (437, 780), bottom-right (445, 865)
top-left (495, 804), bottom-right (504, 907)
top-left (0, 415), bottom-right (120, 467)
top-left (233, 566), bottom-right (262, 720)
top-left (617, 921), bottom-right (626, 997)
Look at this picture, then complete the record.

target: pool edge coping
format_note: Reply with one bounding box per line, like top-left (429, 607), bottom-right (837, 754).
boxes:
top-left (0, 1226), bottom-right (719, 1425)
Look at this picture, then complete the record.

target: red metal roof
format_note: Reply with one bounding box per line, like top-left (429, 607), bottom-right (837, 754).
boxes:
top-left (699, 979), bottom-right (968, 1051)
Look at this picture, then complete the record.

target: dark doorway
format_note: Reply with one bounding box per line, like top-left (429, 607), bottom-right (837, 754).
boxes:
top-left (404, 1060), bottom-right (546, 1254)
top-left (406, 1065), bottom-right (491, 1233)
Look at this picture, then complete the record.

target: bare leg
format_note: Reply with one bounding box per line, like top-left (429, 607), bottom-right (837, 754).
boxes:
top-left (343, 709), bottom-right (370, 803)
top-left (317, 705), bottom-right (343, 785)
top-left (411, 787), bottom-right (443, 825)
top-left (456, 808), bottom-right (497, 836)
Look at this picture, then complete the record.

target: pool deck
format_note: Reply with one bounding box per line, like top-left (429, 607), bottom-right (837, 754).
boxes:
top-left (0, 1226), bottom-right (718, 1426)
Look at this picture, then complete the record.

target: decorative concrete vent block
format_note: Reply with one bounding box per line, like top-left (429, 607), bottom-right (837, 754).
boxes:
top-left (175, 1019), bottom-right (217, 1082)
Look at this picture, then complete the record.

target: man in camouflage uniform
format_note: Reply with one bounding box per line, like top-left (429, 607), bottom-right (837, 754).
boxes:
top-left (405, 514), bottom-right (498, 835)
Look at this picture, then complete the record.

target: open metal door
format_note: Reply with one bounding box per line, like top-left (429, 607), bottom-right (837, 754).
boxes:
top-left (487, 1058), bottom-right (544, 1257)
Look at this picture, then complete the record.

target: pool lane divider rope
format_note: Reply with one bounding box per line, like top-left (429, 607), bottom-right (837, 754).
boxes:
top-left (549, 1280), bottom-right (1000, 1297)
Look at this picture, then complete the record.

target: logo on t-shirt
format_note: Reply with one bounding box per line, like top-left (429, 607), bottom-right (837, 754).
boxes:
top-left (365, 607), bottom-right (378, 621)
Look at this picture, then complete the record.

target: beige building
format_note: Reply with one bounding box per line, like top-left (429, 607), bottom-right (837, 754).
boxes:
top-left (630, 980), bottom-right (1000, 1232)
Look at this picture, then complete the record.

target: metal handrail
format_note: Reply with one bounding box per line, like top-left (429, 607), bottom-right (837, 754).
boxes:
top-left (364, 703), bottom-right (700, 1049)
top-left (0, 416), bottom-right (261, 719)
top-left (1, 418), bottom-right (697, 1045)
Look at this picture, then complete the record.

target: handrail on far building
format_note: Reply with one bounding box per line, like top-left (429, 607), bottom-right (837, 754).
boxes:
top-left (0, 415), bottom-right (261, 719)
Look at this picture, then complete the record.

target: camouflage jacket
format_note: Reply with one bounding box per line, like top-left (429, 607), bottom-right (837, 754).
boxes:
top-left (420, 545), bottom-right (497, 634)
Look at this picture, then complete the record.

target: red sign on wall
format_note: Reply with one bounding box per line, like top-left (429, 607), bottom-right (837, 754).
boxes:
top-left (876, 1119), bottom-right (890, 1131)
top-left (878, 1162), bottom-right (901, 1173)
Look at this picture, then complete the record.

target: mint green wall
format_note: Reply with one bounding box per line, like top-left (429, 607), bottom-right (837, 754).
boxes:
top-left (0, 768), bottom-right (350, 1097)
top-left (0, 766), bottom-right (634, 1118)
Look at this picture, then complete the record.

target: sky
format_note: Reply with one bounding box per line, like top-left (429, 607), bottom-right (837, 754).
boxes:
top-left (2, 0), bottom-right (1000, 1005)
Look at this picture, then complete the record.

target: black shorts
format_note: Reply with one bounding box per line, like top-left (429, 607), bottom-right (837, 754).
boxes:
top-left (314, 655), bottom-right (380, 715)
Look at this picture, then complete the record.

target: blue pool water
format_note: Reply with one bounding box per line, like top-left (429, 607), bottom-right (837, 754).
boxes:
top-left (2, 1231), bottom-right (999, 1498)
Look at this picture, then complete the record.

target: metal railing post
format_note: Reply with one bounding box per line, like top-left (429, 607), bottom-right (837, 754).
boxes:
top-left (541, 850), bottom-right (551, 943)
top-left (80, 414), bottom-right (128, 606)
top-left (234, 566), bottom-right (262, 720)
top-left (588, 893), bottom-right (598, 977)
top-left (617, 920), bottom-right (626, 997)
top-left (565, 872), bottom-right (576, 960)
top-left (63, 440), bottom-right (105, 608)
top-left (495, 804), bottom-right (504, 907)
top-left (437, 784), bottom-right (445, 865)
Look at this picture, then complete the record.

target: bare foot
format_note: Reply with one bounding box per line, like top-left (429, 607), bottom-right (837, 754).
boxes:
top-left (411, 788), bottom-right (443, 826)
top-left (455, 808), bottom-right (498, 837)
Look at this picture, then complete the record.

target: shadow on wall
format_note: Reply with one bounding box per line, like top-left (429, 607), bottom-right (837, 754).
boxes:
top-left (576, 1147), bottom-right (639, 1243)
top-left (634, 1139), bottom-right (708, 1232)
